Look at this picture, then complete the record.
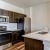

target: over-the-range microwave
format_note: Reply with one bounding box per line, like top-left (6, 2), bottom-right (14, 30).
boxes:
top-left (0, 15), bottom-right (9, 23)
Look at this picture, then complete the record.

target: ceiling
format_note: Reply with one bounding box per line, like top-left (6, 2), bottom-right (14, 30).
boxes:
top-left (2, 0), bottom-right (50, 8)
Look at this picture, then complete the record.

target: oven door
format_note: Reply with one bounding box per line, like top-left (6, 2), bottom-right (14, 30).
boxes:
top-left (0, 33), bottom-right (12, 45)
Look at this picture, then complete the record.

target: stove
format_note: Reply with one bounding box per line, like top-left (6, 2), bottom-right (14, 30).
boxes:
top-left (0, 26), bottom-right (12, 50)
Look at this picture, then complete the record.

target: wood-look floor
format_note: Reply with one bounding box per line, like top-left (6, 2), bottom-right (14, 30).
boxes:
top-left (5, 42), bottom-right (25, 50)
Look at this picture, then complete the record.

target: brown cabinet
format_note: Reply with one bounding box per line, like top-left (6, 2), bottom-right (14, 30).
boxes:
top-left (0, 9), bottom-right (26, 23)
top-left (24, 38), bottom-right (44, 50)
top-left (0, 9), bottom-right (9, 16)
top-left (19, 14), bottom-right (24, 18)
top-left (19, 14), bottom-right (26, 18)
top-left (15, 18), bottom-right (24, 23)
top-left (2, 10), bottom-right (9, 16)
top-left (13, 13), bottom-right (25, 23)
top-left (12, 31), bottom-right (19, 45)
top-left (13, 12), bottom-right (19, 23)
top-left (8, 11), bottom-right (13, 23)
top-left (0, 9), bottom-right (13, 22)
top-left (0, 9), bottom-right (3, 15)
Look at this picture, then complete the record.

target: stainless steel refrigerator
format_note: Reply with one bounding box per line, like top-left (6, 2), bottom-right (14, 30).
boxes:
top-left (24, 17), bottom-right (31, 34)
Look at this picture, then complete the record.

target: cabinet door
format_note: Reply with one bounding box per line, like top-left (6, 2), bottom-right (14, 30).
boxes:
top-left (25, 38), bottom-right (44, 50)
top-left (2, 9), bottom-right (9, 16)
top-left (19, 14), bottom-right (22, 18)
top-left (13, 13), bottom-right (26, 23)
top-left (0, 9), bottom-right (3, 15)
top-left (13, 12), bottom-right (19, 23)
top-left (18, 30), bottom-right (24, 41)
top-left (12, 32), bottom-right (19, 45)
top-left (8, 11), bottom-right (13, 23)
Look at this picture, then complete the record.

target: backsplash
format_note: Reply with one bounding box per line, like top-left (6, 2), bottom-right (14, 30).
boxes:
top-left (17, 23), bottom-right (24, 30)
top-left (0, 23), bottom-right (17, 31)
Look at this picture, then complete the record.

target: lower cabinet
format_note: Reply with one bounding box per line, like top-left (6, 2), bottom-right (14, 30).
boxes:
top-left (18, 30), bottom-right (24, 41)
top-left (12, 31), bottom-right (19, 45)
top-left (24, 38), bottom-right (44, 50)
top-left (12, 30), bottom-right (24, 45)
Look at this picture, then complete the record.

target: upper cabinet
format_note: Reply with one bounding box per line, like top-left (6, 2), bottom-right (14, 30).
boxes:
top-left (19, 14), bottom-right (25, 18)
top-left (0, 9), bottom-right (3, 15)
top-left (0, 9), bottom-right (9, 16)
top-left (13, 13), bottom-right (25, 23)
top-left (13, 12), bottom-right (19, 23)
top-left (2, 9), bottom-right (9, 16)
top-left (8, 11), bottom-right (13, 23)
top-left (0, 9), bottom-right (26, 23)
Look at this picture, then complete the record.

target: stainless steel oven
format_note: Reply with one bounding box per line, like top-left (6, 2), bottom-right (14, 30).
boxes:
top-left (0, 26), bottom-right (12, 49)
top-left (0, 15), bottom-right (9, 23)
top-left (0, 26), bottom-right (11, 44)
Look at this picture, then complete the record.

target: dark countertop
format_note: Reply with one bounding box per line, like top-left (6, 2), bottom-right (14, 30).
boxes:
top-left (0, 29), bottom-right (22, 35)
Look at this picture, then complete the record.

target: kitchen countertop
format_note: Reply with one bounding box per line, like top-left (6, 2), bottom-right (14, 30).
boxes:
top-left (23, 30), bottom-right (50, 42)
top-left (0, 29), bottom-right (22, 35)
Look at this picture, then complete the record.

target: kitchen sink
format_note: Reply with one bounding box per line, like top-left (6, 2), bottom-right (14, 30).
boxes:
top-left (37, 32), bottom-right (48, 34)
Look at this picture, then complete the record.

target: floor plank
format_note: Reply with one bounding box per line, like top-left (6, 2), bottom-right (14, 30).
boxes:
top-left (5, 42), bottom-right (25, 50)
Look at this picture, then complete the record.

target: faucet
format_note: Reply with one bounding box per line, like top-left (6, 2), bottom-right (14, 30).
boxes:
top-left (43, 26), bottom-right (49, 32)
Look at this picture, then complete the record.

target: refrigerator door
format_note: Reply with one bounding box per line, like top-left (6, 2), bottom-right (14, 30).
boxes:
top-left (24, 17), bottom-right (31, 34)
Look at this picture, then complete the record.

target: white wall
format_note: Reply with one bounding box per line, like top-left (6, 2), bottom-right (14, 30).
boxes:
top-left (24, 7), bottom-right (32, 18)
top-left (0, 0), bottom-right (24, 14)
top-left (24, 7), bottom-right (32, 33)
top-left (24, 2), bottom-right (50, 32)
top-left (31, 2), bottom-right (50, 32)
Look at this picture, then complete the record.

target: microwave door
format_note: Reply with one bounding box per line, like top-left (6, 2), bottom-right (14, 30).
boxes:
top-left (2, 18), bottom-right (6, 22)
top-left (0, 17), bottom-right (6, 22)
top-left (0, 18), bottom-right (2, 22)
top-left (0, 15), bottom-right (9, 23)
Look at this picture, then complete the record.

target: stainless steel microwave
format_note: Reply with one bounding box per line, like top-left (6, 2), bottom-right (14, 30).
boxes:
top-left (0, 15), bottom-right (9, 23)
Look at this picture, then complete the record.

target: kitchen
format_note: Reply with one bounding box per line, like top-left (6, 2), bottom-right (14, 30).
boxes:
top-left (0, 6), bottom-right (31, 50)
top-left (0, 0), bottom-right (50, 50)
